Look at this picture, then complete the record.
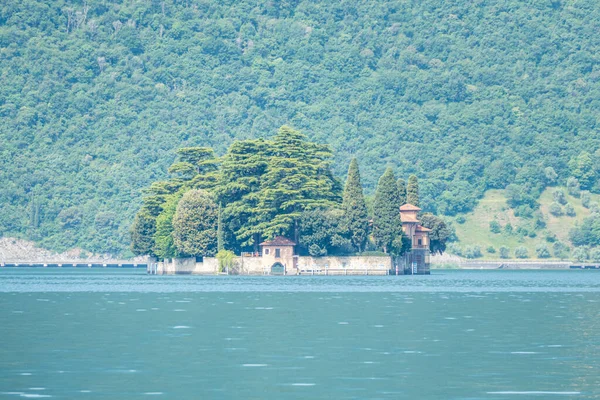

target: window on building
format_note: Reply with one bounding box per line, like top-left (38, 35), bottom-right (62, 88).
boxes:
top-left (264, 248), bottom-right (269, 255)
top-left (275, 248), bottom-right (281, 258)
top-left (418, 238), bottom-right (422, 246)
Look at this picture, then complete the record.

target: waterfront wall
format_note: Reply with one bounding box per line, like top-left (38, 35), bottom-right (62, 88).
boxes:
top-left (157, 255), bottom-right (393, 275)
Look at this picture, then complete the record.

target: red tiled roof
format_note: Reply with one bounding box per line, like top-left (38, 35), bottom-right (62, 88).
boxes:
top-left (416, 225), bottom-right (432, 232)
top-left (400, 203), bottom-right (421, 211)
top-left (260, 236), bottom-right (296, 246)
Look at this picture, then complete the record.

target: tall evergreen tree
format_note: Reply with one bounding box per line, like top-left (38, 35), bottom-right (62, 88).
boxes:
top-left (251, 126), bottom-right (341, 242)
top-left (372, 167), bottom-right (402, 253)
top-left (130, 212), bottom-right (156, 256)
top-left (342, 158), bottom-right (369, 252)
top-left (172, 190), bottom-right (219, 257)
top-left (168, 147), bottom-right (220, 189)
top-left (406, 175), bottom-right (419, 206)
top-left (153, 192), bottom-right (183, 259)
top-left (397, 178), bottom-right (407, 205)
top-left (216, 139), bottom-right (271, 250)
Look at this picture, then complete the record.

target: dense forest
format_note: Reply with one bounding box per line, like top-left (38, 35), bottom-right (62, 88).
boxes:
top-left (2, 0), bottom-right (600, 255)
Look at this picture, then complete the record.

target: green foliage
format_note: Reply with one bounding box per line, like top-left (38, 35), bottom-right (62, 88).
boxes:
top-left (216, 249), bottom-right (236, 273)
top-left (571, 247), bottom-right (589, 262)
top-left (567, 177), bottom-right (581, 198)
top-left (535, 244), bottom-right (551, 258)
top-left (486, 246), bottom-right (496, 254)
top-left (172, 190), bottom-right (218, 257)
top-left (342, 159), bottom-right (369, 252)
top-left (589, 248), bottom-right (600, 262)
top-left (419, 213), bottom-right (453, 254)
top-left (499, 246), bottom-right (510, 259)
top-left (553, 190), bottom-right (567, 205)
top-left (372, 167), bottom-right (401, 253)
top-left (568, 152), bottom-right (595, 190)
top-left (581, 191), bottom-right (591, 209)
top-left (130, 212), bottom-right (156, 256)
top-left (406, 175), bottom-right (419, 206)
top-left (250, 126), bottom-right (341, 242)
top-left (514, 246), bottom-right (529, 259)
top-left (489, 220), bottom-right (501, 234)
top-left (565, 203), bottom-right (576, 217)
top-left (544, 167), bottom-right (558, 185)
top-left (569, 214), bottom-right (600, 248)
top-left (464, 245), bottom-right (482, 259)
top-left (6, 0), bottom-right (600, 254)
top-left (455, 215), bottom-right (466, 224)
top-left (552, 242), bottom-right (569, 259)
top-left (549, 202), bottom-right (563, 217)
top-left (298, 208), bottom-right (350, 256)
top-left (397, 179), bottom-right (407, 206)
top-left (153, 192), bottom-right (183, 260)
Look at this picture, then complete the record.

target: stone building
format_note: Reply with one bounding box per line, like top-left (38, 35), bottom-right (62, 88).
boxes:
top-left (399, 203), bottom-right (431, 274)
top-left (259, 236), bottom-right (297, 275)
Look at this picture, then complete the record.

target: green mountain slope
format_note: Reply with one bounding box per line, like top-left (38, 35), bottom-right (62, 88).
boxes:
top-left (2, 0), bottom-right (600, 254)
top-left (452, 188), bottom-right (600, 260)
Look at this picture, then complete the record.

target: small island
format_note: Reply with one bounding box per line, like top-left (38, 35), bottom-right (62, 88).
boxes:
top-left (133, 126), bottom-right (450, 276)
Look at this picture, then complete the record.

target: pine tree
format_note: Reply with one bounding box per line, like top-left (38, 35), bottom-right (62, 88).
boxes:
top-left (406, 175), bottom-right (419, 206)
top-left (397, 178), bottom-right (407, 205)
top-left (372, 167), bottom-right (402, 253)
top-left (153, 192), bottom-right (183, 259)
top-left (217, 202), bottom-right (224, 251)
top-left (342, 158), bottom-right (369, 252)
top-left (216, 138), bottom-right (271, 250)
top-left (251, 126), bottom-right (341, 242)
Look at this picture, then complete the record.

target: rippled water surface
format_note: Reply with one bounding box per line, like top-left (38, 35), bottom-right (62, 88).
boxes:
top-left (1, 269), bottom-right (599, 399)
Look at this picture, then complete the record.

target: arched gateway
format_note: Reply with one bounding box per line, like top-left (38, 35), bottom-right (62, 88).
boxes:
top-left (270, 262), bottom-right (285, 275)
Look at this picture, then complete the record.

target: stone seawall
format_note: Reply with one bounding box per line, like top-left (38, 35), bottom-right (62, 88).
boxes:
top-left (157, 255), bottom-right (393, 275)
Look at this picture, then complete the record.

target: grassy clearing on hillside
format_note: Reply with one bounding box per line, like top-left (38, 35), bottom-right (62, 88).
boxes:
top-left (452, 188), bottom-right (600, 260)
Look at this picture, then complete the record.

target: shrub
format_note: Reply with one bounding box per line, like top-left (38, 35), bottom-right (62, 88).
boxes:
top-left (553, 189), bottom-right (567, 205)
top-left (455, 215), bottom-right (466, 224)
top-left (581, 191), bottom-right (591, 208)
top-left (544, 167), bottom-right (558, 184)
top-left (564, 203), bottom-right (576, 217)
top-left (503, 223), bottom-right (513, 235)
top-left (499, 246), bottom-right (510, 259)
top-left (571, 247), bottom-right (588, 262)
top-left (535, 244), bottom-right (551, 258)
top-left (567, 177), bottom-right (581, 197)
top-left (552, 242), bottom-right (569, 259)
top-left (514, 246), bottom-right (529, 258)
top-left (486, 246), bottom-right (496, 254)
top-left (545, 232), bottom-right (557, 243)
top-left (464, 245), bottom-right (482, 259)
top-left (589, 248), bottom-right (600, 262)
top-left (549, 202), bottom-right (563, 216)
top-left (216, 249), bottom-right (236, 273)
top-left (489, 220), bottom-right (501, 233)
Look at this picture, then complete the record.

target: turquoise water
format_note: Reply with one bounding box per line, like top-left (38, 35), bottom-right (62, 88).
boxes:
top-left (1, 270), bottom-right (599, 399)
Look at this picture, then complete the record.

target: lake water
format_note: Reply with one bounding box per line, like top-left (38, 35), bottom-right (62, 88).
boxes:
top-left (1, 269), bottom-right (599, 399)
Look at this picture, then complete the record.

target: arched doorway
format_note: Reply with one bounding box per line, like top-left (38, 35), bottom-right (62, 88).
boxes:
top-left (271, 262), bottom-right (285, 275)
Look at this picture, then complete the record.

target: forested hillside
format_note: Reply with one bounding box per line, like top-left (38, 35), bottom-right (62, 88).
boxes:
top-left (2, 0), bottom-right (600, 255)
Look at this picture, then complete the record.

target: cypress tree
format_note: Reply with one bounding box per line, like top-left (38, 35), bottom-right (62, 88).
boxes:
top-left (406, 175), bottom-right (419, 206)
top-left (397, 178), bottom-right (407, 205)
top-left (217, 202), bottom-right (224, 251)
top-left (342, 158), bottom-right (369, 252)
top-left (372, 167), bottom-right (402, 253)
